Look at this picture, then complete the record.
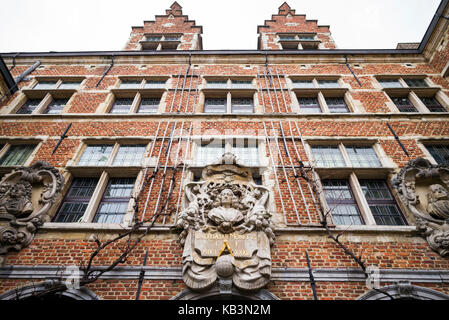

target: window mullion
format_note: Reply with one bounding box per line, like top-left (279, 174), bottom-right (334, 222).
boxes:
top-left (339, 143), bottom-right (351, 167)
top-left (349, 173), bottom-right (376, 225)
top-left (130, 93), bottom-right (141, 114)
top-left (318, 91), bottom-right (329, 113)
top-left (108, 143), bottom-right (121, 165)
top-left (81, 171), bottom-right (109, 223)
top-left (33, 93), bottom-right (52, 114)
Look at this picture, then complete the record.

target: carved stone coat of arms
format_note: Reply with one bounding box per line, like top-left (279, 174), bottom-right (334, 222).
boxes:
top-left (175, 153), bottom-right (275, 292)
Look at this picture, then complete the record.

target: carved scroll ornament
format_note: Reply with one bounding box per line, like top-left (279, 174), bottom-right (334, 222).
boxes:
top-left (393, 158), bottom-right (449, 257)
top-left (0, 161), bottom-right (64, 264)
top-left (175, 153), bottom-right (275, 292)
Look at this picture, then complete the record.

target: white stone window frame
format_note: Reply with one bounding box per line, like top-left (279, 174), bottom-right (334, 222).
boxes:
top-left (201, 77), bottom-right (259, 114)
top-left (376, 75), bottom-right (449, 113)
top-left (0, 140), bottom-right (42, 168)
top-left (304, 139), bottom-right (404, 226)
top-left (288, 76), bottom-right (356, 114)
top-left (59, 140), bottom-right (151, 226)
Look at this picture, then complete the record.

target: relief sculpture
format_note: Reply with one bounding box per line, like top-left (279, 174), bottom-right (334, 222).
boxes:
top-left (393, 158), bottom-right (449, 257)
top-left (175, 153), bottom-right (275, 291)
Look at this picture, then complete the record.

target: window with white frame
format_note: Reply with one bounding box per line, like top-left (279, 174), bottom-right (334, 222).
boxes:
top-left (204, 98), bottom-right (227, 113)
top-left (297, 97), bottom-right (322, 114)
top-left (195, 140), bottom-right (226, 166)
top-left (231, 98), bottom-right (253, 114)
top-left (345, 145), bottom-right (382, 168)
top-left (195, 138), bottom-right (259, 167)
top-left (0, 144), bottom-right (36, 166)
top-left (77, 143), bottom-right (147, 167)
top-left (311, 143), bottom-right (382, 168)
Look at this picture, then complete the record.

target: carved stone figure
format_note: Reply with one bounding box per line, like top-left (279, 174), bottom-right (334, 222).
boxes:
top-left (393, 158), bottom-right (449, 257)
top-left (175, 153), bottom-right (275, 291)
top-left (0, 161), bottom-right (64, 265)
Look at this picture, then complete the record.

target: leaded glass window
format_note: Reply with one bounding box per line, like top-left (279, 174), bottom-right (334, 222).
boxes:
top-left (204, 98), bottom-right (226, 113)
top-left (232, 139), bottom-right (259, 166)
top-left (231, 80), bottom-right (253, 89)
top-left (93, 178), bottom-right (135, 224)
top-left (292, 80), bottom-right (314, 89)
top-left (326, 97), bottom-right (350, 113)
top-left (137, 98), bottom-right (160, 113)
top-left (78, 145), bottom-right (113, 166)
top-left (119, 80), bottom-right (141, 89)
top-left (359, 180), bottom-right (406, 226)
top-left (345, 146), bottom-right (381, 167)
top-left (378, 79), bottom-right (402, 88)
top-left (426, 145), bottom-right (449, 165)
top-left (0, 145), bottom-right (35, 166)
top-left (44, 98), bottom-right (68, 114)
top-left (421, 97), bottom-right (447, 112)
top-left (110, 98), bottom-right (134, 114)
top-left (298, 97), bottom-right (322, 114)
top-left (317, 80), bottom-right (339, 88)
top-left (206, 80), bottom-right (227, 89)
top-left (58, 81), bottom-right (81, 89)
top-left (404, 78), bottom-right (428, 88)
top-left (17, 99), bottom-right (41, 114)
top-left (34, 81), bottom-right (58, 90)
top-left (113, 145), bottom-right (146, 166)
top-left (322, 179), bottom-right (364, 225)
top-left (195, 141), bottom-right (225, 166)
top-left (231, 98), bottom-right (253, 114)
top-left (311, 146), bottom-right (345, 167)
top-left (53, 178), bottom-right (98, 223)
top-left (144, 80), bottom-right (166, 89)
top-left (392, 97), bottom-right (418, 112)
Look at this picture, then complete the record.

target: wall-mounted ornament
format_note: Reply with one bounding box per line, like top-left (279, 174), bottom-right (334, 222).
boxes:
top-left (393, 158), bottom-right (449, 257)
top-left (0, 161), bottom-right (64, 265)
top-left (175, 153), bottom-right (275, 291)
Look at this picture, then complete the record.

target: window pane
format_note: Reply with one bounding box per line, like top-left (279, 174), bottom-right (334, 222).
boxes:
top-left (279, 35), bottom-right (296, 40)
top-left (34, 81), bottom-right (57, 89)
top-left (93, 178), bottom-right (135, 224)
top-left (119, 80), bottom-right (141, 89)
top-left (206, 81), bottom-right (227, 88)
top-left (378, 79), bottom-right (402, 88)
top-left (110, 98), bottom-right (134, 114)
top-left (326, 97), bottom-right (349, 113)
top-left (113, 144), bottom-right (146, 166)
top-left (195, 141), bottom-right (225, 166)
top-left (44, 98), bottom-right (68, 114)
top-left (144, 80), bottom-right (166, 88)
top-left (146, 36), bottom-right (162, 42)
top-left (204, 98), bottom-right (226, 113)
top-left (311, 146), bottom-right (345, 167)
top-left (54, 178), bottom-right (98, 223)
top-left (78, 145), bottom-right (113, 166)
top-left (17, 99), bottom-right (41, 114)
top-left (231, 98), bottom-right (253, 114)
top-left (232, 139), bottom-right (259, 166)
top-left (317, 80), bottom-right (339, 88)
top-left (421, 97), bottom-right (446, 112)
top-left (426, 145), bottom-right (449, 165)
top-left (231, 80), bottom-right (253, 89)
top-left (298, 97), bottom-right (321, 113)
top-left (404, 79), bottom-right (428, 88)
top-left (58, 81), bottom-right (81, 89)
top-left (392, 97), bottom-right (418, 112)
top-left (0, 145), bottom-right (35, 166)
top-left (322, 179), bottom-right (363, 225)
top-left (345, 146), bottom-right (381, 167)
top-left (164, 35), bottom-right (180, 41)
top-left (359, 180), bottom-right (406, 226)
top-left (292, 80), bottom-right (314, 88)
top-left (137, 98), bottom-right (160, 114)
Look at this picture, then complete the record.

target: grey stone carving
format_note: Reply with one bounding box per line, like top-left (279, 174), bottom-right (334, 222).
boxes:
top-left (0, 161), bottom-right (64, 265)
top-left (393, 158), bottom-right (449, 257)
top-left (175, 153), bottom-right (274, 292)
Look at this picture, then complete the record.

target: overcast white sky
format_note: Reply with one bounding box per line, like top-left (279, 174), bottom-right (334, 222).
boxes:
top-left (0, 0), bottom-right (441, 52)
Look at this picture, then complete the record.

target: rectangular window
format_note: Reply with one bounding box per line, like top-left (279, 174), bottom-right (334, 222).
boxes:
top-left (147, 36), bottom-right (162, 42)
top-left (58, 81), bottom-right (81, 89)
top-left (378, 79), bottom-right (403, 88)
top-left (110, 98), bottom-right (134, 114)
top-left (53, 178), bottom-right (99, 223)
top-left (144, 80), bottom-right (166, 89)
top-left (345, 146), bottom-right (382, 168)
top-left (279, 35), bottom-right (296, 40)
top-left (426, 144), bottom-right (449, 165)
top-left (232, 139), bottom-right (259, 166)
top-left (164, 35), bottom-right (180, 41)
top-left (17, 99), bottom-right (41, 114)
top-left (137, 98), bottom-right (160, 113)
top-left (0, 145), bottom-right (35, 166)
top-left (311, 145), bottom-right (345, 167)
top-left (322, 179), bottom-right (364, 225)
top-left (292, 80), bottom-right (314, 88)
top-left (326, 97), bottom-right (350, 113)
top-left (298, 97), bottom-right (322, 113)
top-left (34, 81), bottom-right (58, 90)
top-left (44, 98), bottom-right (68, 114)
top-left (119, 80), bottom-right (141, 89)
top-left (195, 140), bottom-right (225, 166)
top-left (421, 97), bottom-right (447, 112)
top-left (359, 180), bottom-right (406, 226)
top-left (93, 178), bottom-right (135, 224)
top-left (298, 35), bottom-right (315, 40)
top-left (231, 80), bottom-right (253, 89)
top-left (204, 98), bottom-right (227, 113)
top-left (78, 145), bottom-right (113, 166)
top-left (113, 145), bottom-right (146, 166)
top-left (231, 98), bottom-right (253, 114)
top-left (392, 97), bottom-right (418, 112)
top-left (404, 78), bottom-right (428, 88)
top-left (206, 80), bottom-right (227, 89)
top-left (317, 80), bottom-right (339, 88)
